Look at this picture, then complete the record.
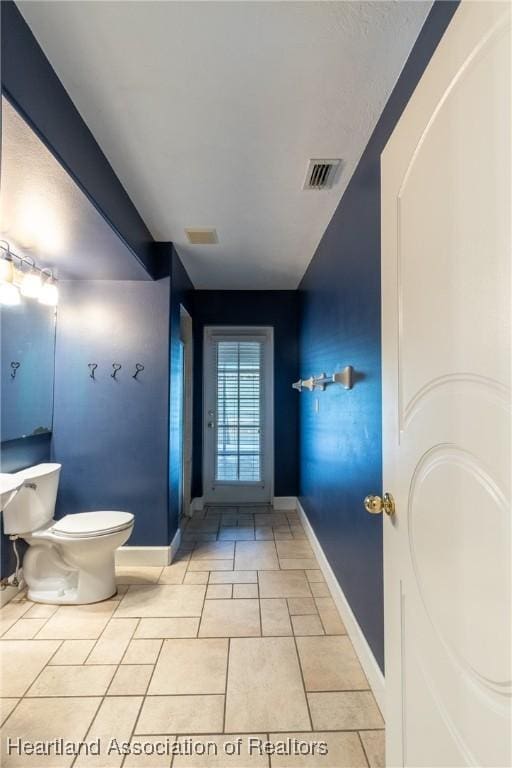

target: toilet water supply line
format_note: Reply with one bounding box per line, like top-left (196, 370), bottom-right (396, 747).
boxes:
top-left (0, 537), bottom-right (24, 590)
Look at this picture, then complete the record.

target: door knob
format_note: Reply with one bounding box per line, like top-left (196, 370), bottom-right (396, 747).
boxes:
top-left (364, 493), bottom-right (395, 516)
top-left (207, 421), bottom-right (215, 429)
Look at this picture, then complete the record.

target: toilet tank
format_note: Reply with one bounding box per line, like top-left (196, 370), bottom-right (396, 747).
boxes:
top-left (2, 463), bottom-right (61, 535)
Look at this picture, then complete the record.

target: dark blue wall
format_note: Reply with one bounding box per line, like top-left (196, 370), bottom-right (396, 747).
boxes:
top-left (51, 279), bottom-right (172, 546)
top-left (190, 291), bottom-right (299, 499)
top-left (169, 250), bottom-right (194, 534)
top-left (298, 1), bottom-right (459, 672)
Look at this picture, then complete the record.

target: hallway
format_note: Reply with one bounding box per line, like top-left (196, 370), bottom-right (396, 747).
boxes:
top-left (0, 506), bottom-right (384, 767)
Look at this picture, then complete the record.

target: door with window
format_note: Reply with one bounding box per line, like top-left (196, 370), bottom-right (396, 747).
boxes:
top-left (203, 327), bottom-right (273, 504)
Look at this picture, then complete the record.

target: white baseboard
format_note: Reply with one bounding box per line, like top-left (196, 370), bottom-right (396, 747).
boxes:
top-left (116, 527), bottom-right (182, 567)
top-left (296, 498), bottom-right (386, 716)
top-left (272, 496), bottom-right (298, 510)
top-left (190, 497), bottom-right (204, 512)
top-left (0, 580), bottom-right (23, 608)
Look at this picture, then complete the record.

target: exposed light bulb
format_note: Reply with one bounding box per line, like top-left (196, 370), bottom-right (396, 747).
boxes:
top-left (0, 282), bottom-right (21, 306)
top-left (0, 255), bottom-right (14, 284)
top-left (21, 269), bottom-right (43, 298)
top-left (39, 278), bottom-right (58, 306)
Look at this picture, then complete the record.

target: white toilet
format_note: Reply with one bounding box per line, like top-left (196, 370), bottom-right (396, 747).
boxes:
top-left (2, 463), bottom-right (134, 604)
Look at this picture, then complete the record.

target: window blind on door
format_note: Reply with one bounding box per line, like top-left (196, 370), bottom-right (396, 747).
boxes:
top-left (215, 340), bottom-right (262, 483)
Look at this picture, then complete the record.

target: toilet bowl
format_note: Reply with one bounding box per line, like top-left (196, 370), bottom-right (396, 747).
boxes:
top-left (1, 464), bottom-right (134, 604)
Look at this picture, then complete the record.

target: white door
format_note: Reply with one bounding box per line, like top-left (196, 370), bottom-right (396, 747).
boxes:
top-left (203, 327), bottom-right (273, 504)
top-left (380, 2), bottom-right (511, 766)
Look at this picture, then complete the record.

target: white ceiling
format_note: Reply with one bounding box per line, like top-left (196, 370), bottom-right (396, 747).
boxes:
top-left (18, 1), bottom-right (431, 289)
top-left (0, 97), bottom-right (148, 280)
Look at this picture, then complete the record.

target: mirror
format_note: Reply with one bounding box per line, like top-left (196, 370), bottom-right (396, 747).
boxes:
top-left (1, 301), bottom-right (56, 442)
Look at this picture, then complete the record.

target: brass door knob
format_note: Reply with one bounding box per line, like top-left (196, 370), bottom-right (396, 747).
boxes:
top-left (364, 493), bottom-right (395, 516)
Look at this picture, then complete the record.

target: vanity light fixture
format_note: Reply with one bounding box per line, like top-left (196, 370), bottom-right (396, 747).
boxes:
top-left (0, 241), bottom-right (58, 306)
top-left (0, 241), bottom-right (15, 285)
top-left (39, 269), bottom-right (58, 307)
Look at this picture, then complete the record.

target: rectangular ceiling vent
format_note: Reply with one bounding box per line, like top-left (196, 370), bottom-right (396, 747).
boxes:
top-left (303, 159), bottom-right (341, 190)
top-left (185, 228), bottom-right (218, 245)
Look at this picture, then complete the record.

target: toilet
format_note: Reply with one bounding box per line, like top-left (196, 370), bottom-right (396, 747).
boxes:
top-left (2, 463), bottom-right (134, 604)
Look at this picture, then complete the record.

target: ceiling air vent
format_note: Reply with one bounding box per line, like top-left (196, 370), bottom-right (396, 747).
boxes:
top-left (303, 159), bottom-right (341, 190)
top-left (185, 228), bottom-right (218, 245)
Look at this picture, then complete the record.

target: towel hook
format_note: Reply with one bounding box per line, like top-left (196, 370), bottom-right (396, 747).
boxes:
top-left (88, 363), bottom-right (98, 380)
top-left (10, 361), bottom-right (20, 380)
top-left (111, 363), bottom-right (122, 380)
top-left (132, 363), bottom-right (144, 380)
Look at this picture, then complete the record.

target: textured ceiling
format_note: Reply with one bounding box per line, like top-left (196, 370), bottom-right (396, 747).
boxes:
top-left (18, 1), bottom-right (431, 288)
top-left (0, 98), bottom-right (148, 281)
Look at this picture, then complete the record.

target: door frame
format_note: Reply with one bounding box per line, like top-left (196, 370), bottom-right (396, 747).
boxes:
top-left (180, 305), bottom-right (193, 518)
top-left (202, 325), bottom-right (274, 505)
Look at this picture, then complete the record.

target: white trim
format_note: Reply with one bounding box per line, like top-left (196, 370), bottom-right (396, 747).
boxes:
top-left (0, 579), bottom-right (23, 607)
top-left (115, 527), bottom-right (182, 567)
top-left (272, 496), bottom-right (298, 510)
top-left (190, 497), bottom-right (204, 512)
top-left (296, 498), bottom-right (386, 715)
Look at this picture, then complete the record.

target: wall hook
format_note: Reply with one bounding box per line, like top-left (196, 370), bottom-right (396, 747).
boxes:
top-left (10, 361), bottom-right (20, 380)
top-left (111, 363), bottom-right (122, 380)
top-left (132, 363), bottom-right (144, 380)
top-left (88, 363), bottom-right (98, 380)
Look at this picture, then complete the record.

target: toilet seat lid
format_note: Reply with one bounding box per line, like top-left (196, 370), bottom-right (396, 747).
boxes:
top-left (52, 511), bottom-right (134, 537)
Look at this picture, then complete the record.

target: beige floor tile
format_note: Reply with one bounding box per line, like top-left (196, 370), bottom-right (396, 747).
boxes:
top-left (186, 517), bottom-right (220, 533)
top-left (187, 560), bottom-right (233, 572)
top-left (199, 599), bottom-right (260, 638)
top-left (269, 732), bottom-right (368, 767)
top-left (172, 734), bottom-right (269, 766)
top-left (225, 637), bottom-right (310, 732)
top-left (122, 638), bottom-right (162, 664)
top-left (0, 601), bottom-right (33, 636)
top-left (291, 615), bottom-right (324, 636)
top-left (135, 618), bottom-right (199, 639)
top-left (275, 540), bottom-right (314, 560)
top-left (136, 695), bottom-right (224, 735)
top-left (183, 533), bottom-right (218, 543)
top-left (279, 559), bottom-right (319, 570)
top-left (86, 618), bottom-right (138, 664)
top-left (305, 570), bottom-right (324, 583)
top-left (218, 528), bottom-right (255, 541)
top-left (75, 695), bottom-right (142, 768)
top-left (115, 585), bottom-right (206, 617)
top-left (221, 513), bottom-right (239, 526)
top-left (290, 526), bottom-right (307, 540)
top-left (287, 598), bottom-right (317, 615)
top-left (209, 571), bottom-right (257, 584)
top-left (255, 527), bottom-right (273, 540)
top-left (2, 618), bottom-right (48, 639)
top-left (235, 541), bottom-right (279, 571)
top-left (36, 601), bottom-right (117, 639)
top-left (116, 567), bottom-right (163, 584)
top-left (26, 664), bottom-right (116, 697)
top-left (254, 513), bottom-right (288, 527)
top-left (314, 597), bottom-right (345, 635)
top-left (192, 542), bottom-right (235, 560)
top-left (23, 603), bottom-right (58, 620)
top-left (184, 572), bottom-right (210, 585)
top-left (309, 583), bottom-right (330, 598)
top-left (49, 639), bottom-right (96, 665)
top-left (308, 691), bottom-right (384, 730)
top-left (296, 636), bottom-right (368, 691)
top-left (260, 599), bottom-right (293, 636)
top-left (0, 639), bottom-right (60, 696)
top-left (258, 571), bottom-right (312, 599)
top-left (0, 698), bottom-right (19, 726)
top-left (158, 561), bottom-right (188, 585)
top-left (123, 735), bottom-right (176, 767)
top-left (206, 584), bottom-right (233, 600)
top-left (148, 638), bottom-right (228, 694)
top-left (359, 730), bottom-right (385, 768)
top-left (0, 697), bottom-right (100, 767)
top-left (233, 583), bottom-right (258, 599)
top-left (273, 529), bottom-right (293, 541)
top-left (108, 664), bottom-right (153, 695)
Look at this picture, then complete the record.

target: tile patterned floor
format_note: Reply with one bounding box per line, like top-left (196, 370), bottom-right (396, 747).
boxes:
top-left (0, 506), bottom-right (384, 767)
